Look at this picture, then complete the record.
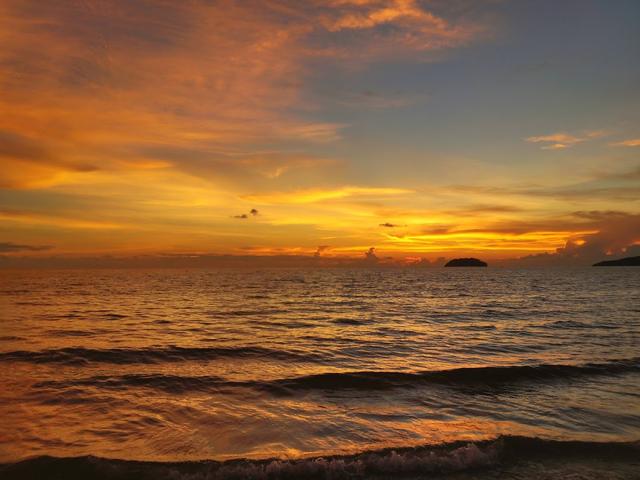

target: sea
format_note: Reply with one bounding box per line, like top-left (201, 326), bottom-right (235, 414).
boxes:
top-left (1, 267), bottom-right (639, 479)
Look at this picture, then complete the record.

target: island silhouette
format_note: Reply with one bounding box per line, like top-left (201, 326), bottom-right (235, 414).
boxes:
top-left (593, 256), bottom-right (640, 267)
top-left (444, 258), bottom-right (488, 267)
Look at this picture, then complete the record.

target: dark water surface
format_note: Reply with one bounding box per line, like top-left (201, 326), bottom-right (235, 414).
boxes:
top-left (1, 268), bottom-right (639, 477)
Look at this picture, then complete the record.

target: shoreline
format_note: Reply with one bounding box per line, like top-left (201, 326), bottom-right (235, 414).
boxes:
top-left (2, 436), bottom-right (639, 480)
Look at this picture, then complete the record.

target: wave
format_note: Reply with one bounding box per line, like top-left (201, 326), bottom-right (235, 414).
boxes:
top-left (35, 374), bottom-right (235, 394)
top-left (331, 318), bottom-right (367, 325)
top-left (1, 436), bottom-right (638, 480)
top-left (545, 320), bottom-right (621, 330)
top-left (0, 345), bottom-right (319, 366)
top-left (265, 358), bottom-right (640, 393)
top-left (32, 358), bottom-right (640, 395)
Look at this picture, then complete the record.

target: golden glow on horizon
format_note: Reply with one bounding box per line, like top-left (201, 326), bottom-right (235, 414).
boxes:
top-left (0, 1), bottom-right (639, 263)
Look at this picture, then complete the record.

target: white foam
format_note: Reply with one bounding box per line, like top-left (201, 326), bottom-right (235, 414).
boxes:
top-left (200, 442), bottom-right (499, 479)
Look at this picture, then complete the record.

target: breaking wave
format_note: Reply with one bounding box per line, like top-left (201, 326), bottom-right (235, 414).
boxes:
top-left (1, 436), bottom-right (638, 480)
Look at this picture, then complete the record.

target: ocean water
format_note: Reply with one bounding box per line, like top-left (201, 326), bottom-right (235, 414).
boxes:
top-left (1, 267), bottom-right (639, 478)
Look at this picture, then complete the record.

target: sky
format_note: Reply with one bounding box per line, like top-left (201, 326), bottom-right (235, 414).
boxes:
top-left (1, 0), bottom-right (639, 266)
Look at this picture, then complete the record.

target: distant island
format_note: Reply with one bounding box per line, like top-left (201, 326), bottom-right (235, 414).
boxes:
top-left (593, 256), bottom-right (640, 267)
top-left (444, 258), bottom-right (488, 267)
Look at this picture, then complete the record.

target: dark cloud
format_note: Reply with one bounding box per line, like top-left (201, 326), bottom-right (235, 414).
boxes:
top-left (447, 170), bottom-right (640, 202)
top-left (593, 165), bottom-right (640, 181)
top-left (0, 130), bottom-right (51, 161)
top-left (571, 210), bottom-right (630, 221)
top-left (561, 213), bottom-right (640, 258)
top-left (0, 242), bottom-right (52, 253)
top-left (364, 247), bottom-right (378, 263)
top-left (542, 186), bottom-right (640, 201)
top-left (233, 209), bottom-right (259, 219)
top-left (2, 1), bottom-right (193, 92)
top-left (501, 212), bottom-right (640, 266)
top-left (379, 222), bottom-right (398, 228)
top-left (0, 129), bottom-right (99, 188)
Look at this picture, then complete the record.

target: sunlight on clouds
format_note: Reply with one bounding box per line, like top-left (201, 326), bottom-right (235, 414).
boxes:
top-left (526, 133), bottom-right (584, 150)
top-left (0, 210), bottom-right (125, 230)
top-left (525, 131), bottom-right (608, 150)
top-left (321, 0), bottom-right (481, 55)
top-left (610, 139), bottom-right (640, 147)
top-left (0, 1), bottom-right (637, 262)
top-left (328, 0), bottom-right (447, 31)
top-left (243, 187), bottom-right (414, 204)
top-left (0, 0), bottom-right (477, 189)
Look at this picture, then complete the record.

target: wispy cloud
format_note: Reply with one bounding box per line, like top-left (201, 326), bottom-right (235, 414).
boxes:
top-left (6, 1), bottom-right (633, 263)
top-left (321, 0), bottom-right (480, 55)
top-left (0, 0), bottom-right (483, 190)
top-left (325, 89), bottom-right (429, 110)
top-left (610, 138), bottom-right (640, 147)
top-left (0, 209), bottom-right (124, 230)
top-left (0, 241), bottom-right (52, 253)
top-left (525, 130), bottom-right (607, 150)
top-left (244, 186), bottom-right (413, 204)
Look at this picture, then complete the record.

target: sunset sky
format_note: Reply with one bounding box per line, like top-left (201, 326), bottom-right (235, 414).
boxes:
top-left (1, 0), bottom-right (639, 265)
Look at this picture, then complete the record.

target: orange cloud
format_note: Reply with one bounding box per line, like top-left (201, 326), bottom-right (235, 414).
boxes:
top-left (243, 186), bottom-right (413, 204)
top-left (0, 209), bottom-right (124, 230)
top-left (9, 2), bottom-right (633, 263)
top-left (525, 133), bottom-right (584, 150)
top-left (525, 130), bottom-right (607, 150)
top-left (0, 0), bottom-right (481, 190)
top-left (327, 0), bottom-right (447, 31)
top-left (610, 138), bottom-right (640, 147)
top-left (319, 0), bottom-right (480, 57)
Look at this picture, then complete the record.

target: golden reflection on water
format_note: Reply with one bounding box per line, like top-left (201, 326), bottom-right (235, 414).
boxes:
top-left (1, 268), bottom-right (639, 462)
